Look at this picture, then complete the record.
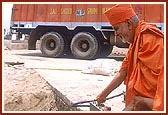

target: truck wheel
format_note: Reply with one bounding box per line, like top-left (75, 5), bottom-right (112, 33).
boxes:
top-left (40, 32), bottom-right (64, 57)
top-left (70, 32), bottom-right (99, 59)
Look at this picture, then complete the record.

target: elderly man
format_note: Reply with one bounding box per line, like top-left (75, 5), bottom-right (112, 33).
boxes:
top-left (96, 4), bottom-right (164, 111)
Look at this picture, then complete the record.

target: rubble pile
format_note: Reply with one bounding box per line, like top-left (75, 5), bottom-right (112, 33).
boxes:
top-left (82, 59), bottom-right (122, 76)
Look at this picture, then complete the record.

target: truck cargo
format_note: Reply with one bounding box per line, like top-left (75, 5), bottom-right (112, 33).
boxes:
top-left (10, 3), bottom-right (164, 59)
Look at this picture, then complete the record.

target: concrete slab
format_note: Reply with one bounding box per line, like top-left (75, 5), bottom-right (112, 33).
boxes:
top-left (35, 69), bottom-right (125, 111)
top-left (4, 50), bottom-right (126, 111)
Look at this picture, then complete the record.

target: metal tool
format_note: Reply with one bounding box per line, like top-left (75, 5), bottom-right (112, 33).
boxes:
top-left (90, 102), bottom-right (101, 111)
top-left (71, 92), bottom-right (125, 111)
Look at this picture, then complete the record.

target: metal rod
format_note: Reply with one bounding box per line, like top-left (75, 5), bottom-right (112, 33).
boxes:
top-left (71, 92), bottom-right (125, 107)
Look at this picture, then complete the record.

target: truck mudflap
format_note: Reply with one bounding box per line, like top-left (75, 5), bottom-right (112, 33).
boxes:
top-left (28, 26), bottom-right (42, 50)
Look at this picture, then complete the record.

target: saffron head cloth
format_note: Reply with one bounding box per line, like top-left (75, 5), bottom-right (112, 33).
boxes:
top-left (104, 4), bottom-right (136, 25)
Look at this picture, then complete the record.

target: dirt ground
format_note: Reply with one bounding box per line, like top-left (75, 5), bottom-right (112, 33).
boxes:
top-left (3, 49), bottom-right (58, 111)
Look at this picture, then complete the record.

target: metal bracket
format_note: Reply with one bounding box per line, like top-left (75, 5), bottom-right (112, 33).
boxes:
top-left (90, 102), bottom-right (101, 111)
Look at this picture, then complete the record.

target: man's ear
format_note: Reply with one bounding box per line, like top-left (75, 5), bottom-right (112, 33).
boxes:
top-left (126, 19), bottom-right (133, 30)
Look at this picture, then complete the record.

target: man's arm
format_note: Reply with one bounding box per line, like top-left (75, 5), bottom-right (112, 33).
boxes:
top-left (96, 70), bottom-right (127, 105)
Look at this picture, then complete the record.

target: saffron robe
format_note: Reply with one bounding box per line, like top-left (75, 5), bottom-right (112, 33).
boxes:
top-left (120, 20), bottom-right (164, 110)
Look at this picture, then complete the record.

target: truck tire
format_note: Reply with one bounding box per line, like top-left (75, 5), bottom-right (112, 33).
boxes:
top-left (70, 32), bottom-right (99, 59)
top-left (40, 32), bottom-right (64, 57)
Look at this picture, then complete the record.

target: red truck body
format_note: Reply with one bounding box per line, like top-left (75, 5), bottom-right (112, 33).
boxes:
top-left (11, 4), bottom-right (164, 23)
top-left (10, 4), bottom-right (164, 59)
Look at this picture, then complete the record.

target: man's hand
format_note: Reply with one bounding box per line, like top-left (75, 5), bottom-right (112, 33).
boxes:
top-left (96, 93), bottom-right (106, 106)
top-left (123, 96), bottom-right (154, 111)
top-left (133, 96), bottom-right (154, 111)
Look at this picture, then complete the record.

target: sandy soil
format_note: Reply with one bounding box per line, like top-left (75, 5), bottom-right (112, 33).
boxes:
top-left (3, 49), bottom-right (58, 111)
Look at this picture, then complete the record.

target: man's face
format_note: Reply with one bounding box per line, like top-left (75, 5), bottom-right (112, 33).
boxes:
top-left (113, 21), bottom-right (134, 44)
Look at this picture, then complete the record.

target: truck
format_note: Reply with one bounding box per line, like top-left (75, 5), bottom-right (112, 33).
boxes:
top-left (10, 3), bottom-right (164, 59)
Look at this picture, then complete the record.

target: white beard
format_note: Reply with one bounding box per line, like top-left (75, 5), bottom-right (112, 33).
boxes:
top-left (119, 36), bottom-right (127, 43)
